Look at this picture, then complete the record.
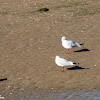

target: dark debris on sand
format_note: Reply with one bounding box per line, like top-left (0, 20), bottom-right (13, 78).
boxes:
top-left (38, 8), bottom-right (49, 12)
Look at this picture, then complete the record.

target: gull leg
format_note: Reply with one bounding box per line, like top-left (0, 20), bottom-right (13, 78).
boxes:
top-left (70, 49), bottom-right (71, 54)
top-left (62, 66), bottom-right (64, 72)
top-left (67, 49), bottom-right (69, 54)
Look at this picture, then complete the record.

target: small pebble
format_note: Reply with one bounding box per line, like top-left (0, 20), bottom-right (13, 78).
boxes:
top-left (94, 65), bottom-right (96, 66)
top-left (21, 88), bottom-right (24, 90)
top-left (14, 87), bottom-right (17, 88)
top-left (10, 93), bottom-right (12, 95)
top-left (8, 86), bottom-right (11, 88)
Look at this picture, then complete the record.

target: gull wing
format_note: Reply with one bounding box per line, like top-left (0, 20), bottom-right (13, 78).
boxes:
top-left (58, 57), bottom-right (72, 66)
top-left (70, 41), bottom-right (81, 47)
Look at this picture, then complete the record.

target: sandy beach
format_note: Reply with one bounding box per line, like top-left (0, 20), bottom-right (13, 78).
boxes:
top-left (0, 0), bottom-right (100, 99)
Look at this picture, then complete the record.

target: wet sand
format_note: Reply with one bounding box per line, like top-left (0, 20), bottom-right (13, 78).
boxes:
top-left (33, 89), bottom-right (100, 100)
top-left (1, 89), bottom-right (100, 100)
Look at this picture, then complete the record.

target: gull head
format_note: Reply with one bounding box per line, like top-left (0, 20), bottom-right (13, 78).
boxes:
top-left (56, 56), bottom-right (60, 59)
top-left (61, 36), bottom-right (66, 41)
top-left (55, 56), bottom-right (60, 64)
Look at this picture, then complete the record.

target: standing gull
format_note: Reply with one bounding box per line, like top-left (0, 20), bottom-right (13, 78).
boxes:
top-left (55, 56), bottom-right (79, 72)
top-left (61, 36), bottom-right (81, 54)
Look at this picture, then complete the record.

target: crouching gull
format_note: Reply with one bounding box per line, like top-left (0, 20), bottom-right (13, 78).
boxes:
top-left (55, 56), bottom-right (79, 72)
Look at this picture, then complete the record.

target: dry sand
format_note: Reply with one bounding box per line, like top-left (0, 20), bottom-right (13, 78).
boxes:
top-left (0, 0), bottom-right (100, 99)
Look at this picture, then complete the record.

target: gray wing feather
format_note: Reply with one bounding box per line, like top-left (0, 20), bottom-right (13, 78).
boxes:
top-left (71, 41), bottom-right (81, 47)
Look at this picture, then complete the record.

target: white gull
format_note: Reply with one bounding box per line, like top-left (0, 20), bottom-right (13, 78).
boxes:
top-left (55, 56), bottom-right (79, 72)
top-left (61, 36), bottom-right (81, 54)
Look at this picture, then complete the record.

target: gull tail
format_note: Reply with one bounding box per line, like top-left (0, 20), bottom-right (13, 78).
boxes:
top-left (75, 43), bottom-right (81, 47)
top-left (80, 43), bottom-right (84, 45)
top-left (73, 63), bottom-right (79, 65)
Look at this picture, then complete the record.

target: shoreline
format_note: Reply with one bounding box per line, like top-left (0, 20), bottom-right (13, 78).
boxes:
top-left (1, 88), bottom-right (100, 100)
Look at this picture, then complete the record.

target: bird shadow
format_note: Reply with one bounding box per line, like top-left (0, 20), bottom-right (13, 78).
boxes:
top-left (67, 66), bottom-right (89, 70)
top-left (0, 78), bottom-right (7, 82)
top-left (74, 48), bottom-right (90, 52)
